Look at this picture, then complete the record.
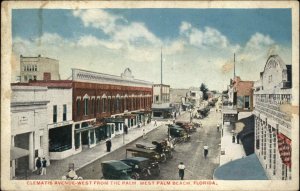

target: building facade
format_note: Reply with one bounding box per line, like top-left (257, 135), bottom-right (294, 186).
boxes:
top-left (72, 68), bottom-right (153, 151)
top-left (253, 55), bottom-right (292, 180)
top-left (10, 86), bottom-right (49, 179)
top-left (20, 55), bottom-right (60, 82)
top-left (186, 90), bottom-right (203, 108)
top-left (152, 84), bottom-right (172, 119)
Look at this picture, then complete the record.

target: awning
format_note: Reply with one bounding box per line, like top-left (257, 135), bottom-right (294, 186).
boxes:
top-left (104, 117), bottom-right (125, 123)
top-left (11, 147), bottom-right (29, 160)
top-left (214, 153), bottom-right (268, 180)
top-left (122, 114), bottom-right (137, 119)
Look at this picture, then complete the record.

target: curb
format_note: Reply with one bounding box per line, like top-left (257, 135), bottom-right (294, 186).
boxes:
top-left (74, 124), bottom-right (163, 173)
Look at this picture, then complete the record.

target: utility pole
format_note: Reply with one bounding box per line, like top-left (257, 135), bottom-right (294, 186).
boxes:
top-left (160, 47), bottom-right (163, 103)
top-left (234, 53), bottom-right (236, 79)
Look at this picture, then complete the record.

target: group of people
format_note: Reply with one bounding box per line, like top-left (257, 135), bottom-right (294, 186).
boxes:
top-left (35, 157), bottom-right (47, 175)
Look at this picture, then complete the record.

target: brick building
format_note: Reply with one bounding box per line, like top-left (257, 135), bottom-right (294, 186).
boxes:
top-left (71, 68), bottom-right (153, 151)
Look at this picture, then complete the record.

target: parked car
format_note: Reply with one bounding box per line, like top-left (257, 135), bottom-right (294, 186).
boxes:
top-left (168, 125), bottom-right (190, 143)
top-left (136, 140), bottom-right (173, 160)
top-left (175, 121), bottom-right (196, 133)
top-left (101, 160), bottom-right (132, 180)
top-left (126, 147), bottom-right (167, 163)
top-left (121, 157), bottom-right (160, 180)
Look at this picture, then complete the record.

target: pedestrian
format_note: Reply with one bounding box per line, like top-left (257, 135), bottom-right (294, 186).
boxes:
top-left (35, 157), bottom-right (42, 175)
top-left (178, 162), bottom-right (185, 180)
top-left (124, 125), bottom-right (128, 134)
top-left (41, 157), bottom-right (47, 175)
top-left (203, 145), bottom-right (209, 159)
top-left (236, 134), bottom-right (240, 144)
top-left (106, 139), bottom-right (112, 152)
top-left (217, 123), bottom-right (220, 132)
top-left (154, 120), bottom-right (157, 126)
top-left (142, 127), bottom-right (146, 139)
top-left (232, 135), bottom-right (236, 143)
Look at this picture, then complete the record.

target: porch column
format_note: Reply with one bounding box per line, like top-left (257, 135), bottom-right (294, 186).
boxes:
top-left (29, 131), bottom-right (34, 171)
top-left (94, 129), bottom-right (96, 144)
top-left (72, 124), bottom-right (75, 150)
top-left (88, 130), bottom-right (91, 146)
top-left (11, 136), bottom-right (16, 178)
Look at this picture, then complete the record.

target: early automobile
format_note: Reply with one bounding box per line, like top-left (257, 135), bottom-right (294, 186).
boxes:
top-left (168, 125), bottom-right (190, 143)
top-left (175, 121), bottom-right (196, 133)
top-left (101, 160), bottom-right (132, 180)
top-left (126, 147), bottom-right (167, 163)
top-left (121, 157), bottom-right (160, 180)
top-left (136, 140), bottom-right (173, 160)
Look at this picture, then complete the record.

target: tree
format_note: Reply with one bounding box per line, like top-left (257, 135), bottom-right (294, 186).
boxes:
top-left (200, 83), bottom-right (209, 100)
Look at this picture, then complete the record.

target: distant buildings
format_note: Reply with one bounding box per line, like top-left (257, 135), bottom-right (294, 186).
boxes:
top-left (253, 55), bottom-right (292, 180)
top-left (20, 55), bottom-right (60, 82)
top-left (186, 89), bottom-right (203, 108)
top-left (152, 84), bottom-right (172, 119)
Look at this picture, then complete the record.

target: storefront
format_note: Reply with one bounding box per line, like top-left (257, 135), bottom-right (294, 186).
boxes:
top-left (103, 117), bottom-right (125, 136)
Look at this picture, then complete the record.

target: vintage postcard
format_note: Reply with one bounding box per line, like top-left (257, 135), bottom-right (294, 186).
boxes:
top-left (1, 1), bottom-right (299, 191)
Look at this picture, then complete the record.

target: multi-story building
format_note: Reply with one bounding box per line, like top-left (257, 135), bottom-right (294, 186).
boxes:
top-left (186, 89), bottom-right (203, 108)
top-left (253, 55), bottom-right (292, 180)
top-left (10, 85), bottom-right (49, 179)
top-left (20, 55), bottom-right (60, 82)
top-left (72, 68), bottom-right (153, 151)
top-left (152, 84), bottom-right (172, 119)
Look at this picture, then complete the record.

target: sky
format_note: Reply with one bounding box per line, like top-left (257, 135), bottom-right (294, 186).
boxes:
top-left (12, 9), bottom-right (292, 91)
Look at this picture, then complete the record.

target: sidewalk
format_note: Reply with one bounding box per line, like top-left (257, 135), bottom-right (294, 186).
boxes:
top-left (219, 122), bottom-right (245, 166)
top-left (19, 121), bottom-right (163, 180)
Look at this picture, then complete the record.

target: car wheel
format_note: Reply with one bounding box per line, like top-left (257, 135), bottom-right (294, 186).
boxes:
top-left (130, 173), bottom-right (139, 180)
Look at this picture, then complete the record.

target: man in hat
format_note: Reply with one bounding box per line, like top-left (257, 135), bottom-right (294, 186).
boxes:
top-left (178, 162), bottom-right (185, 180)
top-left (106, 139), bottom-right (112, 152)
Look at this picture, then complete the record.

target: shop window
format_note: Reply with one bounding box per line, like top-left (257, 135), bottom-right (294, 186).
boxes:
top-left (24, 75), bottom-right (28, 81)
top-left (53, 105), bottom-right (57, 123)
top-left (90, 131), bottom-right (95, 144)
top-left (75, 133), bottom-right (80, 149)
top-left (63, 104), bottom-right (67, 121)
top-left (244, 96), bottom-right (250, 109)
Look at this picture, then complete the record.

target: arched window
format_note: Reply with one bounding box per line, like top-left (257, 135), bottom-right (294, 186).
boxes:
top-left (102, 98), bottom-right (106, 112)
top-left (34, 65), bottom-right (37, 71)
top-left (116, 97), bottom-right (120, 111)
top-left (84, 98), bottom-right (89, 116)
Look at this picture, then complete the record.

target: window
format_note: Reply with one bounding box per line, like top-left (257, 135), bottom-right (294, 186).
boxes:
top-left (76, 99), bottom-right (81, 116)
top-left (155, 95), bottom-right (159, 102)
top-left (53, 105), bottom-right (57, 123)
top-left (33, 76), bottom-right (37, 81)
top-left (24, 75), bottom-right (28, 81)
top-left (97, 98), bottom-right (101, 113)
top-left (84, 98), bottom-right (89, 115)
top-left (63, 104), bottom-right (67, 121)
top-left (23, 65), bottom-right (26, 71)
top-left (107, 99), bottom-right (111, 112)
top-left (116, 97), bottom-right (120, 111)
top-left (102, 98), bottom-right (106, 112)
top-left (244, 96), bottom-right (250, 109)
top-left (34, 65), bottom-right (37, 71)
top-left (91, 99), bottom-right (95, 115)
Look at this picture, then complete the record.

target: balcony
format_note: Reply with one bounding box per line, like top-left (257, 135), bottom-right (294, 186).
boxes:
top-left (254, 94), bottom-right (291, 129)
